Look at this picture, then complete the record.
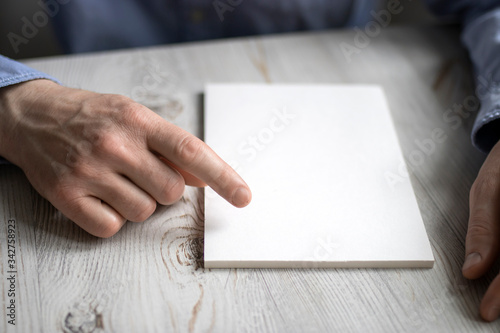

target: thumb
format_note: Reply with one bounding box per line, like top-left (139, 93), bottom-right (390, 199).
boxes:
top-left (463, 160), bottom-right (500, 279)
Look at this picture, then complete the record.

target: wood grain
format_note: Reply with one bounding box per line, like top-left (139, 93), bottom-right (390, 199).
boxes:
top-left (1, 26), bottom-right (499, 332)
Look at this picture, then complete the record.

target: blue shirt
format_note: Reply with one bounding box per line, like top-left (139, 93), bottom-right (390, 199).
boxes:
top-left (51, 0), bottom-right (379, 53)
top-left (1, 0), bottom-right (500, 154)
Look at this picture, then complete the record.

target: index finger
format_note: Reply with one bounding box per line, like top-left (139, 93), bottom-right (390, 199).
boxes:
top-left (147, 116), bottom-right (251, 207)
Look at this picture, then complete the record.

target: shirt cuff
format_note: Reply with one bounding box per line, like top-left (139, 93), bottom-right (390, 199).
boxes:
top-left (0, 54), bottom-right (60, 89)
top-left (471, 83), bottom-right (500, 153)
top-left (463, 8), bottom-right (500, 152)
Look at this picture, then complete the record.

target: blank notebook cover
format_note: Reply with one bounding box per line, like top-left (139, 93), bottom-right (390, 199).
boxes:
top-left (204, 84), bottom-right (434, 269)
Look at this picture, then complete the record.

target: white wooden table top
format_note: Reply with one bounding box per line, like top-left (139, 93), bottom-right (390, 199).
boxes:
top-left (1, 26), bottom-right (498, 332)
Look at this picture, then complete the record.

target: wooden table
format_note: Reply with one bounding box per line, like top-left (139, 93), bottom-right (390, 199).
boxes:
top-left (1, 26), bottom-right (498, 332)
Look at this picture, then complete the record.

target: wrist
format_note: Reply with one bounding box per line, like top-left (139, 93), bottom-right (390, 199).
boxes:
top-left (0, 79), bottom-right (69, 166)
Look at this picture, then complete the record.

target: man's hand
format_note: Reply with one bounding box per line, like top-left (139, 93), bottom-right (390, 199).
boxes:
top-left (0, 79), bottom-right (251, 237)
top-left (463, 139), bottom-right (500, 321)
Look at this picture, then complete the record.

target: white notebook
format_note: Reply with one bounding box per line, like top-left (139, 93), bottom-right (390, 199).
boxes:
top-left (204, 84), bottom-right (434, 269)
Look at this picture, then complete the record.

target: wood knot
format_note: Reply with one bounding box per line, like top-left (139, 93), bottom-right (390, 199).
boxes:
top-left (160, 214), bottom-right (205, 277)
top-left (177, 236), bottom-right (204, 269)
top-left (63, 307), bottom-right (103, 333)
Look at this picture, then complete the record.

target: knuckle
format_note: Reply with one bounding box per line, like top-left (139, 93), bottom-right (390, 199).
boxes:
top-left (69, 164), bottom-right (114, 188)
top-left (52, 183), bottom-right (78, 205)
top-left (175, 135), bottom-right (203, 165)
top-left (212, 167), bottom-right (232, 188)
top-left (94, 219), bottom-right (124, 238)
top-left (50, 173), bottom-right (89, 204)
top-left (62, 196), bottom-right (122, 237)
top-left (470, 175), bottom-right (498, 199)
top-left (93, 133), bottom-right (125, 156)
top-left (107, 95), bottom-right (150, 125)
top-left (69, 163), bottom-right (97, 180)
top-left (65, 134), bottom-right (122, 168)
top-left (92, 94), bottom-right (146, 127)
top-left (106, 94), bottom-right (134, 110)
top-left (126, 104), bottom-right (150, 126)
top-left (49, 187), bottom-right (125, 238)
top-left (159, 176), bottom-right (185, 205)
top-left (130, 197), bottom-right (157, 222)
top-left (467, 213), bottom-right (495, 239)
top-left (468, 222), bottom-right (493, 237)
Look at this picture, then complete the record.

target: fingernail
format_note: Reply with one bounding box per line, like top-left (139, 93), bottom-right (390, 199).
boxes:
top-left (463, 252), bottom-right (482, 272)
top-left (232, 187), bottom-right (251, 207)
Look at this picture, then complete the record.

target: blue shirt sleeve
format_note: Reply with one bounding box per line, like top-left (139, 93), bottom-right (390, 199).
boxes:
top-left (463, 7), bottom-right (500, 153)
top-left (0, 55), bottom-right (59, 89)
top-left (0, 54), bottom-right (60, 164)
top-left (425, 0), bottom-right (500, 153)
